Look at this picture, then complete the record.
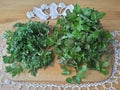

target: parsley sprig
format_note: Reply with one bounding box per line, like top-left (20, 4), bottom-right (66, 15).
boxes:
top-left (53, 4), bottom-right (113, 84)
top-left (3, 21), bottom-right (54, 76)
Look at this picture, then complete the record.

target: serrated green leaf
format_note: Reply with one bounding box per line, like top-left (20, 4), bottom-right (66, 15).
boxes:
top-left (75, 76), bottom-right (81, 84)
top-left (92, 31), bottom-right (99, 39)
top-left (77, 73), bottom-right (85, 79)
top-left (97, 12), bottom-right (106, 19)
top-left (62, 70), bottom-right (70, 75)
top-left (5, 64), bottom-right (23, 77)
top-left (82, 8), bottom-right (92, 16)
top-left (75, 46), bottom-right (81, 52)
top-left (73, 4), bottom-right (81, 14)
top-left (66, 77), bottom-right (73, 83)
top-left (101, 68), bottom-right (109, 75)
top-left (3, 56), bottom-right (14, 64)
top-left (47, 37), bottom-right (55, 46)
top-left (80, 65), bottom-right (87, 73)
top-left (103, 61), bottom-right (109, 68)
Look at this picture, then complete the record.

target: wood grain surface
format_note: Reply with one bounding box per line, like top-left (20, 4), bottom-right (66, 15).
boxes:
top-left (0, 0), bottom-right (120, 90)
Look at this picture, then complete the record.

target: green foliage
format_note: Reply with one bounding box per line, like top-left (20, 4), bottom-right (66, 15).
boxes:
top-left (53, 4), bottom-right (113, 84)
top-left (3, 21), bottom-right (54, 76)
top-left (2, 4), bottom-right (113, 84)
top-left (61, 65), bottom-right (71, 75)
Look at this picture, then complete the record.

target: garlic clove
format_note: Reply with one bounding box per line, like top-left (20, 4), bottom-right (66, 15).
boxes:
top-left (49, 2), bottom-right (59, 19)
top-left (26, 11), bottom-right (35, 19)
top-left (61, 4), bottom-right (74, 16)
top-left (33, 7), bottom-right (49, 20)
top-left (58, 2), bottom-right (66, 9)
top-left (29, 11), bottom-right (35, 17)
top-left (40, 4), bottom-right (49, 10)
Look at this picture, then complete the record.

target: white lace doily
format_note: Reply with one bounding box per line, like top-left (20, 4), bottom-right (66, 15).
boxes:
top-left (0, 31), bottom-right (120, 90)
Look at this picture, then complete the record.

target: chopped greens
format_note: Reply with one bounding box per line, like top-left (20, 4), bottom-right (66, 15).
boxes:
top-left (2, 4), bottom-right (113, 84)
top-left (3, 21), bottom-right (54, 77)
top-left (53, 4), bottom-right (113, 84)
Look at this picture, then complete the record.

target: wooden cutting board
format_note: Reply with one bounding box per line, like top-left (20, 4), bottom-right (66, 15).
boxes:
top-left (0, 19), bottom-right (114, 84)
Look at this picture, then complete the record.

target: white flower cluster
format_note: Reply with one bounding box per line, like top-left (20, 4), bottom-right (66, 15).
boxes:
top-left (26, 3), bottom-right (74, 20)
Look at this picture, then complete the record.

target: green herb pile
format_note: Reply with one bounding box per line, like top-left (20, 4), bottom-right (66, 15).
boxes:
top-left (2, 4), bottom-right (113, 84)
top-left (3, 21), bottom-right (54, 76)
top-left (53, 4), bottom-right (113, 84)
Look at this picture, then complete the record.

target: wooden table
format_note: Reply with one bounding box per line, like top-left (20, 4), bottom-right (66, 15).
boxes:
top-left (0, 0), bottom-right (120, 90)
